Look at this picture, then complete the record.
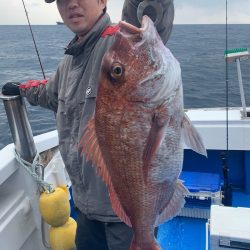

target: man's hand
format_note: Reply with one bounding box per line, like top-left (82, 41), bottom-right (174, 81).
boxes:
top-left (137, 0), bottom-right (163, 26)
top-left (2, 82), bottom-right (21, 95)
top-left (122, 0), bottom-right (174, 44)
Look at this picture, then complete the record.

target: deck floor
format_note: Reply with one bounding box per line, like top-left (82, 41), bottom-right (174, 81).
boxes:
top-left (158, 217), bottom-right (206, 250)
top-left (157, 190), bottom-right (250, 250)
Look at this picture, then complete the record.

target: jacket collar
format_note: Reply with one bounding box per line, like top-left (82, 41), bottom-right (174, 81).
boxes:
top-left (65, 13), bottom-right (111, 56)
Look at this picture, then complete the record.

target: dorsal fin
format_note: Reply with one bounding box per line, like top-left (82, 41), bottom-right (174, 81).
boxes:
top-left (79, 118), bottom-right (132, 227)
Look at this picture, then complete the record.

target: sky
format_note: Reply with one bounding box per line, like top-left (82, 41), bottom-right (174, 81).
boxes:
top-left (0, 0), bottom-right (250, 25)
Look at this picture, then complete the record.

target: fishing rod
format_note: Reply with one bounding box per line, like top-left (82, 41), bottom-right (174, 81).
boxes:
top-left (21, 0), bottom-right (46, 79)
top-left (221, 0), bottom-right (232, 206)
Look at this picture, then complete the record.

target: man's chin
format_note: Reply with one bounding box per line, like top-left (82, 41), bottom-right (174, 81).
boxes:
top-left (69, 25), bottom-right (89, 37)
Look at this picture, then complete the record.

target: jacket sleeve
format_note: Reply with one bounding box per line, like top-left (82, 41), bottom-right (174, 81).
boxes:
top-left (20, 67), bottom-right (60, 113)
top-left (122, 0), bottom-right (174, 44)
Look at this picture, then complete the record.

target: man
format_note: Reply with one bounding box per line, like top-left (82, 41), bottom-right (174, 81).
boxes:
top-left (2, 0), bottom-right (174, 249)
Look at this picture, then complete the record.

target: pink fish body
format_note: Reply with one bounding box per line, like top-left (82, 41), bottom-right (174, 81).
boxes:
top-left (80, 16), bottom-right (206, 250)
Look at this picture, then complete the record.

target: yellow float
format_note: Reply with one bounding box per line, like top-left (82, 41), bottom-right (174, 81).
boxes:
top-left (39, 186), bottom-right (70, 227)
top-left (49, 217), bottom-right (77, 250)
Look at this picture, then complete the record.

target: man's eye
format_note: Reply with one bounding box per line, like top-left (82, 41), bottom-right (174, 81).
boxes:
top-left (57, 0), bottom-right (67, 5)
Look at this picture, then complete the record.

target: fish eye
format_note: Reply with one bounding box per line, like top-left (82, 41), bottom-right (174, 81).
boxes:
top-left (110, 63), bottom-right (124, 80)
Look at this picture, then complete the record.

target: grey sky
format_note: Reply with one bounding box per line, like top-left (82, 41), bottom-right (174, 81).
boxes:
top-left (0, 0), bottom-right (250, 25)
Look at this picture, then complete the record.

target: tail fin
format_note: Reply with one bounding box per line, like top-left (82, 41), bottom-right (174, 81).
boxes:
top-left (130, 237), bottom-right (162, 250)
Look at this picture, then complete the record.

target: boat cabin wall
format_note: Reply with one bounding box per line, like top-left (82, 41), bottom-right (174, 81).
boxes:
top-left (183, 149), bottom-right (250, 194)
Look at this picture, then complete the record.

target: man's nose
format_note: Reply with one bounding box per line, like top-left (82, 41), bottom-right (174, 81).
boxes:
top-left (68, 0), bottom-right (79, 9)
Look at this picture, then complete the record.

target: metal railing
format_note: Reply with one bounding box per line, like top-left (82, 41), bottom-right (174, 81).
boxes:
top-left (0, 93), bottom-right (36, 163)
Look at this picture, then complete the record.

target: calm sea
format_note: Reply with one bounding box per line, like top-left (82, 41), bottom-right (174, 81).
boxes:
top-left (0, 24), bottom-right (250, 149)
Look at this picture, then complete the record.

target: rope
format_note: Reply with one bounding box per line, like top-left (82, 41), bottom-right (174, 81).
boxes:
top-left (14, 150), bottom-right (54, 193)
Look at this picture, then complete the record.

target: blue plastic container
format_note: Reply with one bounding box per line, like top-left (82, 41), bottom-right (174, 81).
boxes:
top-left (180, 171), bottom-right (221, 193)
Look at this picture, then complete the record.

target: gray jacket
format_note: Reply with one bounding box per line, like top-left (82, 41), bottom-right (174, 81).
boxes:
top-left (21, 1), bottom-right (174, 222)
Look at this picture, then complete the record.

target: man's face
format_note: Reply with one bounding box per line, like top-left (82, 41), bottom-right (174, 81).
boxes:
top-left (57, 0), bottom-right (106, 39)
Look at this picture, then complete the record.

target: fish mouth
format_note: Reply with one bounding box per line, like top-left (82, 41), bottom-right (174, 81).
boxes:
top-left (119, 15), bottom-right (151, 36)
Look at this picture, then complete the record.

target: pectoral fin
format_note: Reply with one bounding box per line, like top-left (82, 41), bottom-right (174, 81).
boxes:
top-left (182, 114), bottom-right (207, 157)
top-left (143, 107), bottom-right (168, 183)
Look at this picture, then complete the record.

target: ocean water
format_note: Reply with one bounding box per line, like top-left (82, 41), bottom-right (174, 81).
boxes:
top-left (0, 24), bottom-right (250, 149)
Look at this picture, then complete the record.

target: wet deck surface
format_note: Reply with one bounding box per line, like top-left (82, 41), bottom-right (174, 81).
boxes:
top-left (158, 216), bottom-right (206, 250)
top-left (157, 190), bottom-right (250, 250)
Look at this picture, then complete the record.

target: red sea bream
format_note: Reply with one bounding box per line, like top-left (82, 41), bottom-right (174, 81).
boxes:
top-left (80, 15), bottom-right (206, 250)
